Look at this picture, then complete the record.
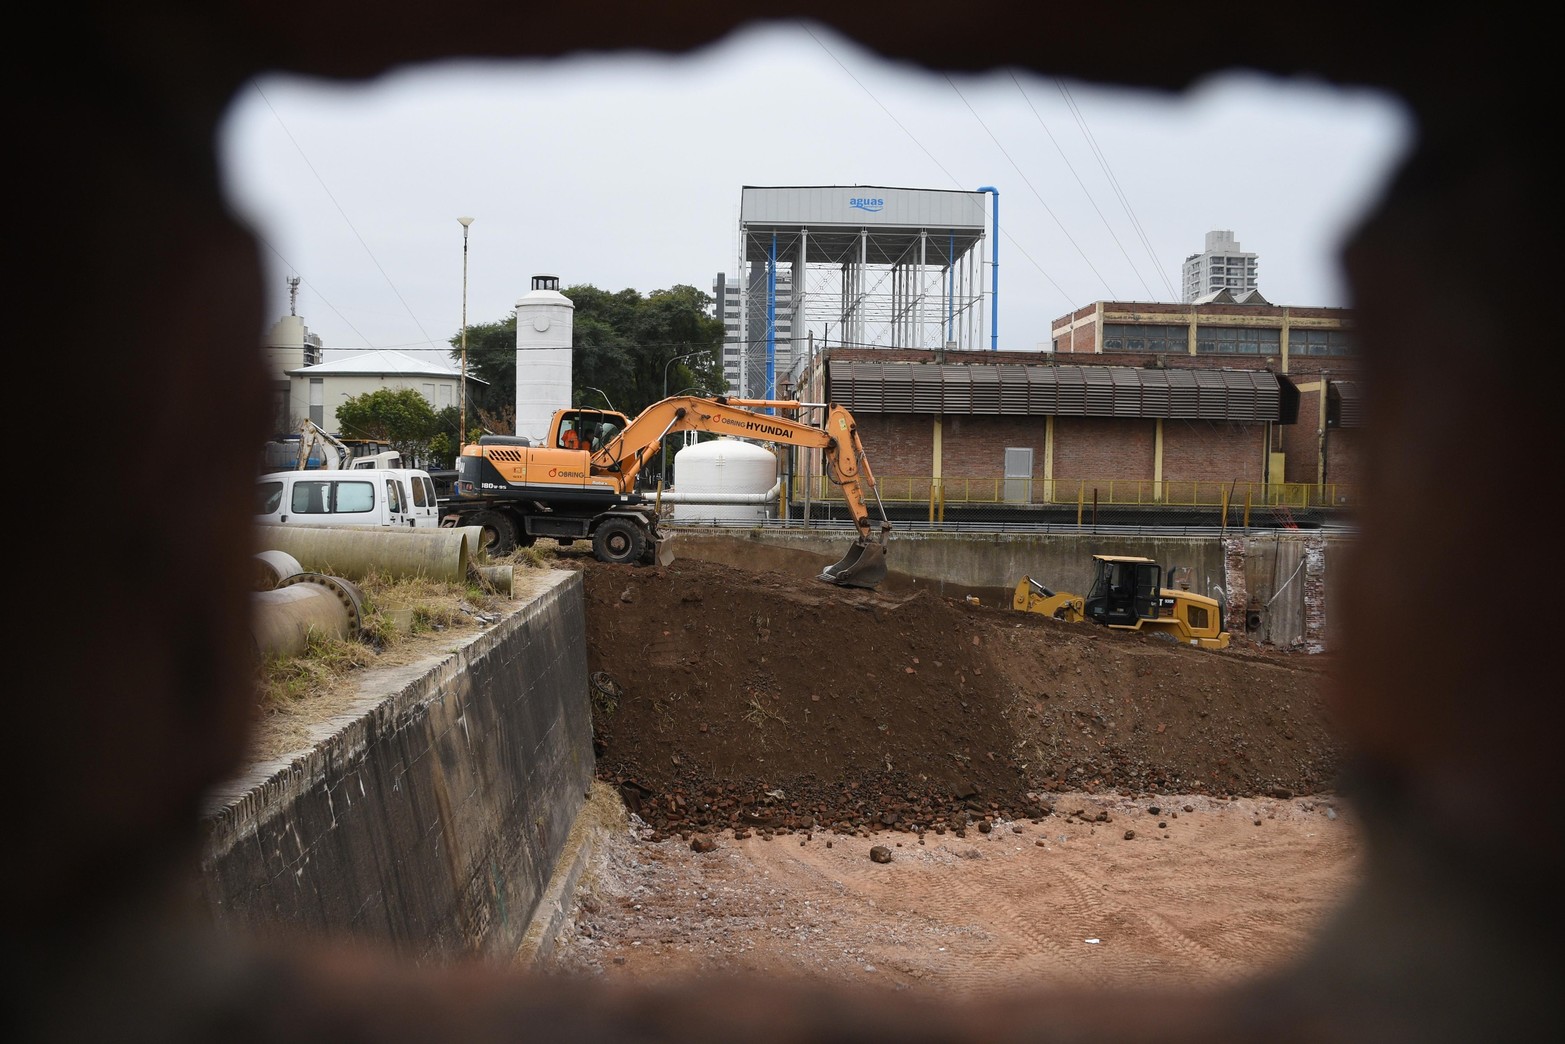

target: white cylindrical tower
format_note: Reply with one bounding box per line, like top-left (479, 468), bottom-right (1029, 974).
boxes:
top-left (671, 438), bottom-right (778, 522)
top-left (514, 274), bottom-right (574, 444)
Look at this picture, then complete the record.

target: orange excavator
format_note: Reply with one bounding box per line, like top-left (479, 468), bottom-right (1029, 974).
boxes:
top-left (445, 395), bottom-right (892, 589)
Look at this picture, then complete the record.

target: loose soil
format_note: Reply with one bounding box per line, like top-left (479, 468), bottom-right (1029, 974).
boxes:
top-left (546, 780), bottom-right (1359, 995)
top-left (545, 553), bottom-right (1355, 993)
top-left (578, 557), bottom-right (1341, 839)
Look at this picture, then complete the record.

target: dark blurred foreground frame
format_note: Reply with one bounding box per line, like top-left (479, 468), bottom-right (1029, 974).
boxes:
top-left (14, 5), bottom-right (1554, 1041)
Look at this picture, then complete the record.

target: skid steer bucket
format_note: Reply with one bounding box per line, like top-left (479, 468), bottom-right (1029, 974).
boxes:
top-left (818, 539), bottom-right (888, 589)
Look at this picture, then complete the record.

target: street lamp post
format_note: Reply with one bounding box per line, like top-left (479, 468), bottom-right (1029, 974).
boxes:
top-left (458, 216), bottom-right (474, 450)
top-left (660, 350), bottom-right (703, 487)
top-left (582, 386), bottom-right (617, 412)
top-left (662, 350), bottom-right (702, 403)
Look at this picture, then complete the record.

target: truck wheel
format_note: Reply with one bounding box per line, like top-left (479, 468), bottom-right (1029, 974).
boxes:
top-left (470, 510), bottom-right (517, 557)
top-left (592, 517), bottom-right (646, 565)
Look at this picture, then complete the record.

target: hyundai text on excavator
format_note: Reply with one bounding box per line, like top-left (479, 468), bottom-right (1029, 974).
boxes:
top-left (1013, 554), bottom-right (1230, 648)
top-left (444, 394), bottom-right (893, 589)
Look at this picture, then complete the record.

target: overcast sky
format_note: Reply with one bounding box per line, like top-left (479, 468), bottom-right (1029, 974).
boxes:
top-left (220, 21), bottom-right (1413, 361)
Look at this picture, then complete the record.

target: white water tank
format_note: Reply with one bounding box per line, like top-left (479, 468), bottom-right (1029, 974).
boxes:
top-left (514, 274), bottom-right (574, 445)
top-left (671, 438), bottom-right (776, 522)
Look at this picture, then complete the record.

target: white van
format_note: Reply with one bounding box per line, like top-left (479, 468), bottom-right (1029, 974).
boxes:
top-left (256, 468), bottom-right (441, 529)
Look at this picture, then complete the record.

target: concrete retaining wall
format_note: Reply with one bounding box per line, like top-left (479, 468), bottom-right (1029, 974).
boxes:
top-left (669, 527), bottom-right (1348, 650)
top-left (670, 529), bottom-right (1229, 601)
top-left (198, 569), bottom-right (593, 962)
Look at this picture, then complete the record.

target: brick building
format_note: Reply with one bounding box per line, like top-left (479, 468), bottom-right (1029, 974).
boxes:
top-left (786, 296), bottom-right (1360, 514)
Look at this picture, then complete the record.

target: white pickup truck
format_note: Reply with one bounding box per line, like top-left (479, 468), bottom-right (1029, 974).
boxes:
top-left (256, 468), bottom-right (442, 528)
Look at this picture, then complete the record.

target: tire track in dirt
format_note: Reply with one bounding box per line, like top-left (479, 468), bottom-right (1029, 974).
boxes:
top-left (1051, 864), bottom-right (1245, 987)
top-left (787, 836), bottom-right (1105, 994)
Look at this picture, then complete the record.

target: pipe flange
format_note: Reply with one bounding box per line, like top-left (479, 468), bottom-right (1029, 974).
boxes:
top-left (277, 572), bottom-right (364, 637)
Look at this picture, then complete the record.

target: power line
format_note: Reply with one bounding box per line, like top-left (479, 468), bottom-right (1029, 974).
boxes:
top-left (801, 25), bottom-right (1076, 315)
top-left (944, 74), bottom-right (1116, 300)
top-left (1055, 79), bottom-right (1180, 301)
top-left (252, 235), bottom-right (380, 350)
top-left (1008, 73), bottom-right (1156, 299)
top-left (250, 80), bottom-right (444, 352)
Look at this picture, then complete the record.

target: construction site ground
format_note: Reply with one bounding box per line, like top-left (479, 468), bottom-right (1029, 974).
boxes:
top-left (541, 553), bottom-right (1358, 995)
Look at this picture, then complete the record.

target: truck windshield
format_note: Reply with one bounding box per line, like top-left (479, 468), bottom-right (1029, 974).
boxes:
top-left (257, 481), bottom-right (283, 514)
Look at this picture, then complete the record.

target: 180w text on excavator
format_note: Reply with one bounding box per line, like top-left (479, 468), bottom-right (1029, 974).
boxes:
top-left (444, 395), bottom-right (893, 589)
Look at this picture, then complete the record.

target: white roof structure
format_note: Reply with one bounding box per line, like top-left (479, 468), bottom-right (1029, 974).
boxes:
top-left (287, 349), bottom-right (484, 382)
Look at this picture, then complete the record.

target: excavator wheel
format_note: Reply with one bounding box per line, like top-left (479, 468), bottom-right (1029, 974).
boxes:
top-left (593, 517), bottom-right (647, 565)
top-left (469, 510), bottom-right (517, 557)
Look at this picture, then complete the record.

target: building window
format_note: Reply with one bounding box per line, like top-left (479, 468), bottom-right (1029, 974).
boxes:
top-left (1196, 326), bottom-right (1282, 355)
top-left (1289, 328), bottom-right (1354, 357)
top-left (1103, 323), bottom-right (1187, 353)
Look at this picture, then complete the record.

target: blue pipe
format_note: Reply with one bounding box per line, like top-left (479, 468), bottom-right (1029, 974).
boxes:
top-left (978, 186), bottom-right (998, 350)
top-left (767, 233), bottom-right (778, 414)
top-left (947, 233), bottom-right (954, 344)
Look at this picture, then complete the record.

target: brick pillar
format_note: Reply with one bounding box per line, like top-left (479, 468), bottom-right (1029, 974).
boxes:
top-left (1223, 536), bottom-right (1248, 647)
top-left (1302, 535), bottom-right (1328, 654)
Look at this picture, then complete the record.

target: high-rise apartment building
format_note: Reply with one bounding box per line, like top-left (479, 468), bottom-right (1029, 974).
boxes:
top-left (1182, 230), bottom-right (1259, 302)
top-left (713, 268), bottom-right (793, 398)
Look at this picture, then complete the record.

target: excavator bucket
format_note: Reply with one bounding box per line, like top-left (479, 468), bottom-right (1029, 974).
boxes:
top-left (818, 540), bottom-right (888, 590)
top-left (654, 532), bottom-right (677, 567)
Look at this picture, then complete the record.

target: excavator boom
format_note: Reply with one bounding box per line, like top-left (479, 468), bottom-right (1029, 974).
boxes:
top-left (455, 394), bottom-right (891, 589)
top-left (596, 395), bottom-right (890, 588)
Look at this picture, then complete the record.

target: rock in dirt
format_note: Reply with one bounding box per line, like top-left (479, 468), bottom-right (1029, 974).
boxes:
top-left (869, 846), bottom-right (893, 864)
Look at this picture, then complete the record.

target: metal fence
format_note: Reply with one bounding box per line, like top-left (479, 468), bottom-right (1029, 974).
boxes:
top-left (799, 475), bottom-right (1354, 510)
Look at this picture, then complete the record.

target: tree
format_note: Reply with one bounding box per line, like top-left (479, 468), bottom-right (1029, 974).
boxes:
top-left (426, 405), bottom-right (462, 470)
top-left (448, 283), bottom-right (727, 426)
top-left (451, 315), bottom-right (519, 423)
top-left (336, 387), bottom-right (439, 463)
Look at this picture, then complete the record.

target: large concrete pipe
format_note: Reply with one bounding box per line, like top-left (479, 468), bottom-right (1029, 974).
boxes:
top-left (475, 564), bottom-right (514, 597)
top-left (449, 526), bottom-right (490, 560)
top-left (255, 525), bottom-right (470, 583)
top-left (250, 573), bottom-right (364, 660)
top-left (253, 549), bottom-right (304, 591)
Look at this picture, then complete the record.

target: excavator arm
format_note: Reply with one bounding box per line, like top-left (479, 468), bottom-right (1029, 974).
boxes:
top-left (295, 419), bottom-right (349, 471)
top-left (595, 395), bottom-right (891, 588)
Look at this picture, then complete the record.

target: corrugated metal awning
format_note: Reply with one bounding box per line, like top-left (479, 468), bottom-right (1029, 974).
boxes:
top-left (826, 361), bottom-right (1287, 422)
top-left (1330, 380), bottom-right (1363, 428)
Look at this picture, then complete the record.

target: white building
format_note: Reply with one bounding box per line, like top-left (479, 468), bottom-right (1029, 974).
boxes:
top-left (713, 268), bottom-right (793, 398)
top-left (286, 349), bottom-right (479, 435)
top-left (1182, 230), bottom-right (1259, 303)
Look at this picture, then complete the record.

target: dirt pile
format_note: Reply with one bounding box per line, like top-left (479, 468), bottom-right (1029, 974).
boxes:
top-left (580, 557), bottom-right (1340, 840)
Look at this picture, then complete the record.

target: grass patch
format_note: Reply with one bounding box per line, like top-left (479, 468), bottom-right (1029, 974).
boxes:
top-left (509, 542), bottom-right (559, 569)
top-left (254, 570), bottom-right (506, 716)
top-left (257, 628), bottom-right (375, 708)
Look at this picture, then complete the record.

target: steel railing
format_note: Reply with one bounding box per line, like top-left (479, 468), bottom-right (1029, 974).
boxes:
top-left (798, 475), bottom-right (1355, 512)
